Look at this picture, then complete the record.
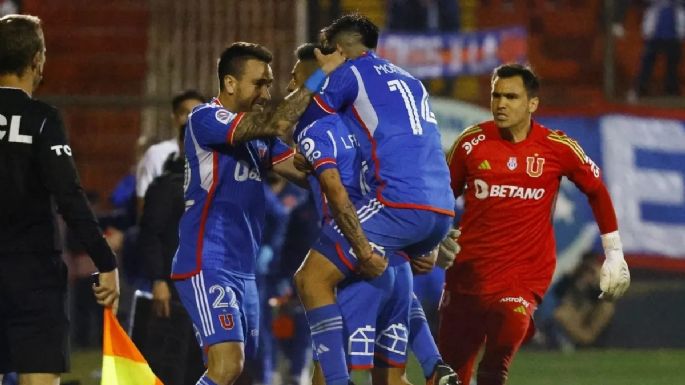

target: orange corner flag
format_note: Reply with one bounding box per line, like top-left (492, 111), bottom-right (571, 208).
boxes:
top-left (101, 308), bottom-right (163, 385)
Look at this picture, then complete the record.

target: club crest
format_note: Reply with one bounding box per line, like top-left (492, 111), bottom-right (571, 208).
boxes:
top-left (507, 157), bottom-right (518, 170)
top-left (526, 156), bottom-right (545, 177)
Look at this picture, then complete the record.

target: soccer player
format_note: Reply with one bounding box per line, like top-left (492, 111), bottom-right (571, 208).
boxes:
top-left (0, 14), bottom-right (119, 385)
top-left (291, 14), bottom-right (456, 385)
top-left (170, 42), bottom-right (339, 385)
top-left (439, 63), bottom-right (631, 385)
top-left (291, 42), bottom-right (459, 385)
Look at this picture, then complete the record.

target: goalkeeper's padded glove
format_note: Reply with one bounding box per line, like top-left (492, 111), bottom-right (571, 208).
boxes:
top-left (436, 228), bottom-right (461, 269)
top-left (599, 231), bottom-right (631, 300)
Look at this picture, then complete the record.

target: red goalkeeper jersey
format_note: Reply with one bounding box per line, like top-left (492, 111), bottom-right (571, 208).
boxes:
top-left (446, 120), bottom-right (609, 298)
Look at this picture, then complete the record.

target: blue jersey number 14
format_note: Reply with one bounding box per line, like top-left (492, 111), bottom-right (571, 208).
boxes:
top-left (387, 80), bottom-right (437, 136)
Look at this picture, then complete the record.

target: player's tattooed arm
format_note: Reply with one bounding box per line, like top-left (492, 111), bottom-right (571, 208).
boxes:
top-left (318, 168), bottom-right (371, 257)
top-left (231, 88), bottom-right (314, 143)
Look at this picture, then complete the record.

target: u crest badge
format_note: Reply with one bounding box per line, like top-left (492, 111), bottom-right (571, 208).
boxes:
top-left (507, 157), bottom-right (517, 170)
top-left (526, 156), bottom-right (545, 177)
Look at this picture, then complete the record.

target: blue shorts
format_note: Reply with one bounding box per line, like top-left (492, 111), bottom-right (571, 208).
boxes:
top-left (175, 269), bottom-right (259, 363)
top-left (337, 263), bottom-right (413, 369)
top-left (313, 197), bottom-right (452, 278)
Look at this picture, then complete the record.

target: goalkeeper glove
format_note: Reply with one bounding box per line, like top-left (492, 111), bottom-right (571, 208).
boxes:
top-left (599, 231), bottom-right (631, 300)
top-left (436, 228), bottom-right (461, 269)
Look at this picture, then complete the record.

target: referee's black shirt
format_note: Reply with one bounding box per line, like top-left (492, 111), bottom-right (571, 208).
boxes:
top-left (0, 87), bottom-right (116, 272)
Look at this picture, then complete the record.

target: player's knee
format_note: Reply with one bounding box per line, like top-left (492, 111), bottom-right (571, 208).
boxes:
top-left (206, 343), bottom-right (245, 384)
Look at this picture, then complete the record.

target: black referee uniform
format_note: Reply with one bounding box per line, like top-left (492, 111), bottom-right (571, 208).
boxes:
top-left (0, 87), bottom-right (117, 373)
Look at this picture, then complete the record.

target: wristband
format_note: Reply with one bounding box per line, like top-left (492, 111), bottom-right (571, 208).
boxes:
top-left (304, 69), bottom-right (326, 92)
top-left (601, 230), bottom-right (624, 261)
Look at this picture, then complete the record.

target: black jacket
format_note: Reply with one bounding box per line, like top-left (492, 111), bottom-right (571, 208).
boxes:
top-left (138, 153), bottom-right (184, 281)
top-left (0, 88), bottom-right (116, 271)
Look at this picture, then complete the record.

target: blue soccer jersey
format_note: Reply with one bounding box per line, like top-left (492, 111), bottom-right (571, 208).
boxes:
top-left (300, 52), bottom-right (454, 216)
top-left (294, 114), bottom-right (369, 224)
top-left (171, 99), bottom-right (294, 279)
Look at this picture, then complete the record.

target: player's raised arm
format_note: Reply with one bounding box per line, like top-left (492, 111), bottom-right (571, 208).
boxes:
top-left (228, 48), bottom-right (344, 144)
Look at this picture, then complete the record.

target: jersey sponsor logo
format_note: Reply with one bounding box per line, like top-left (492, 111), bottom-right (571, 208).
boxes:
top-left (499, 296), bottom-right (531, 308)
top-left (0, 114), bottom-right (32, 144)
top-left (507, 156), bottom-right (518, 170)
top-left (50, 144), bottom-right (72, 156)
top-left (526, 155), bottom-right (545, 177)
top-left (218, 314), bottom-right (234, 330)
top-left (348, 325), bottom-right (376, 356)
top-left (478, 160), bottom-right (491, 170)
top-left (215, 109), bottom-right (232, 125)
top-left (585, 155), bottom-right (600, 178)
top-left (473, 179), bottom-right (545, 200)
top-left (299, 137), bottom-right (322, 163)
top-left (462, 134), bottom-right (486, 155)
top-left (234, 160), bottom-right (262, 182)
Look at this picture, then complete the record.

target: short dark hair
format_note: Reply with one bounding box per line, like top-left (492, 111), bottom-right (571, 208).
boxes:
top-left (321, 13), bottom-right (379, 50)
top-left (492, 63), bottom-right (540, 97)
top-left (0, 14), bottom-right (44, 76)
top-left (217, 42), bottom-right (273, 90)
top-left (295, 43), bottom-right (318, 62)
top-left (172, 89), bottom-right (205, 112)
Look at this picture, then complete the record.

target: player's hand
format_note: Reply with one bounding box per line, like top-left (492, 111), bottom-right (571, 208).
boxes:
top-left (152, 280), bottom-right (172, 318)
top-left (93, 268), bottom-right (120, 312)
top-left (357, 252), bottom-right (387, 278)
top-left (599, 231), bottom-right (631, 301)
top-left (294, 152), bottom-right (313, 174)
top-left (411, 250), bottom-right (437, 275)
top-left (315, 48), bottom-right (346, 75)
top-left (599, 257), bottom-right (630, 301)
top-left (436, 228), bottom-right (461, 269)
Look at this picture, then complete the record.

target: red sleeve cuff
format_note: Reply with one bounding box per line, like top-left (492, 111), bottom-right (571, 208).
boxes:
top-left (226, 112), bottom-right (246, 145)
top-left (271, 148), bottom-right (295, 166)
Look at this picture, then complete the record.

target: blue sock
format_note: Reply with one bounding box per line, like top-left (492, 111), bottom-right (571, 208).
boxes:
top-left (196, 371), bottom-right (220, 385)
top-left (306, 303), bottom-right (349, 385)
top-left (409, 296), bottom-right (442, 378)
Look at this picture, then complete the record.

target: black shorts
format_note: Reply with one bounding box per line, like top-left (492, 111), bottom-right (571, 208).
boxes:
top-left (0, 252), bottom-right (70, 374)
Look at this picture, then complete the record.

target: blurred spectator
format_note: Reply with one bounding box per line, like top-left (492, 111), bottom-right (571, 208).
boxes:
top-left (0, 0), bottom-right (18, 16)
top-left (386, 0), bottom-right (460, 32)
top-left (134, 128), bottom-right (204, 385)
top-left (135, 90), bottom-right (204, 214)
top-left (628, 0), bottom-right (685, 100)
top-left (536, 251), bottom-right (616, 351)
top-left (272, 190), bottom-right (319, 385)
top-left (254, 173), bottom-right (314, 385)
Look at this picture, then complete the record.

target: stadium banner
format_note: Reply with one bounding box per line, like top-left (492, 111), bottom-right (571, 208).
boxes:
top-left (539, 115), bottom-right (685, 273)
top-left (435, 99), bottom-right (685, 271)
top-left (377, 26), bottom-right (527, 79)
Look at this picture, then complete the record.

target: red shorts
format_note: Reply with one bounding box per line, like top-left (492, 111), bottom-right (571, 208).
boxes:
top-left (437, 288), bottom-right (538, 385)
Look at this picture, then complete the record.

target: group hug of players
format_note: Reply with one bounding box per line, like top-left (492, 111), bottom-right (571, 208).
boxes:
top-left (0, 12), bottom-right (631, 385)
top-left (171, 13), bottom-right (631, 385)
